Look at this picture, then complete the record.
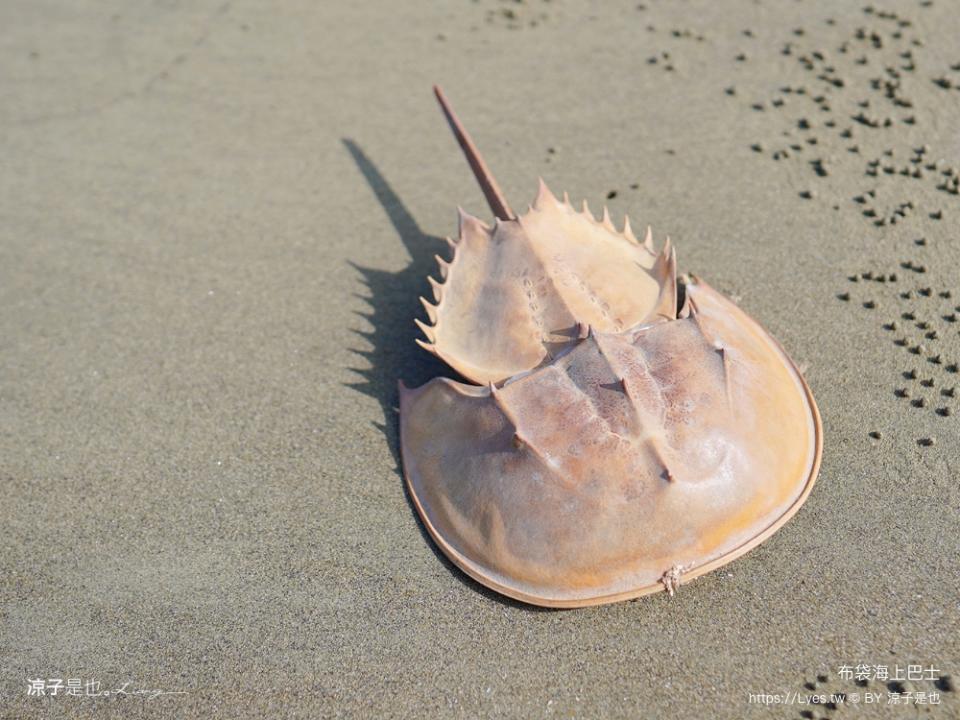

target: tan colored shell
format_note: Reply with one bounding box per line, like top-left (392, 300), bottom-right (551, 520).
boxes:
top-left (395, 86), bottom-right (823, 607)
top-left (400, 278), bottom-right (822, 607)
top-left (417, 181), bottom-right (676, 385)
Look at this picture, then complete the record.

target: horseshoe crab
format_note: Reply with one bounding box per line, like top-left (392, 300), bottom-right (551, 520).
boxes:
top-left (397, 87), bottom-right (822, 608)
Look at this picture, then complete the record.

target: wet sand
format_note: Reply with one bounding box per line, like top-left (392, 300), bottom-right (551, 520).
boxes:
top-left (1, 1), bottom-right (958, 717)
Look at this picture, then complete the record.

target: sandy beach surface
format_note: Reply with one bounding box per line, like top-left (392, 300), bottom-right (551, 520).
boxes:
top-left (2, 1), bottom-right (958, 717)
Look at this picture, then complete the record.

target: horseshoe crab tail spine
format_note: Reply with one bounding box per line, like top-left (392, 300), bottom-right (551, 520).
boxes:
top-left (433, 85), bottom-right (515, 221)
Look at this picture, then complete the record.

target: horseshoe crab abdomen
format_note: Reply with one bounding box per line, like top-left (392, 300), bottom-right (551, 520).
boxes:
top-left (417, 181), bottom-right (676, 385)
top-left (399, 279), bottom-right (821, 607)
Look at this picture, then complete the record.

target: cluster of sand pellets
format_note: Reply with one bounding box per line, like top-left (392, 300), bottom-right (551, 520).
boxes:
top-left (731, 3), bottom-right (958, 449)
